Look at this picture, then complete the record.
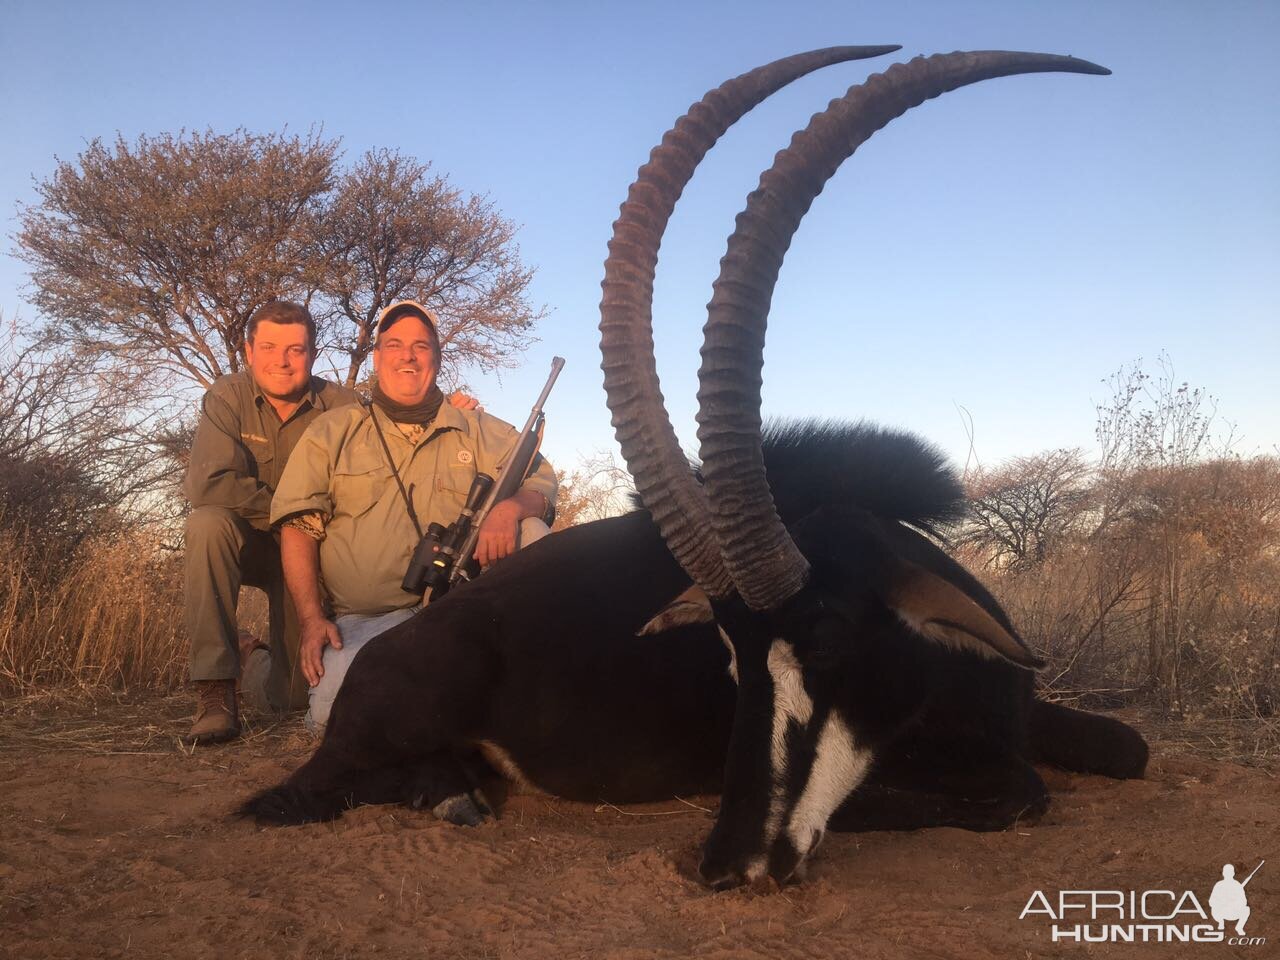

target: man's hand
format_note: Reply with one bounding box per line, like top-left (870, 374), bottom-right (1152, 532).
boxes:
top-left (448, 392), bottom-right (481, 411)
top-left (299, 616), bottom-right (343, 687)
top-left (281, 525), bottom-right (341, 685)
top-left (474, 498), bottom-right (522, 568)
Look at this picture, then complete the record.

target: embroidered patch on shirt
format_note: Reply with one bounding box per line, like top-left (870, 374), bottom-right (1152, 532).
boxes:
top-left (457, 450), bottom-right (473, 465)
top-left (241, 432), bottom-right (268, 445)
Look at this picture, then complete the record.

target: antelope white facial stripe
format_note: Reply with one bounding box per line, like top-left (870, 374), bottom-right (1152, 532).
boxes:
top-left (763, 638), bottom-right (814, 844)
top-left (786, 711), bottom-right (872, 856)
top-left (767, 638), bottom-right (813, 773)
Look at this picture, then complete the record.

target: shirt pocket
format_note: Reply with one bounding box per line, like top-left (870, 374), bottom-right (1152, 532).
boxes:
top-left (242, 437), bottom-right (274, 479)
top-left (332, 461), bottom-right (391, 520)
top-left (437, 445), bottom-right (480, 498)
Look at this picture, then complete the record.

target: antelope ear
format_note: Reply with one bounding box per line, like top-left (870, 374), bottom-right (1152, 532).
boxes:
top-left (885, 564), bottom-right (1044, 670)
top-left (637, 584), bottom-right (715, 636)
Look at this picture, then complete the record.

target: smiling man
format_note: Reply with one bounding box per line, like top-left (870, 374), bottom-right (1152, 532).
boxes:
top-left (270, 301), bottom-right (556, 733)
top-left (184, 301), bottom-right (360, 744)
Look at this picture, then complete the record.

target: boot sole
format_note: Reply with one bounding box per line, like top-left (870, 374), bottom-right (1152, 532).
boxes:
top-left (184, 726), bottom-right (242, 746)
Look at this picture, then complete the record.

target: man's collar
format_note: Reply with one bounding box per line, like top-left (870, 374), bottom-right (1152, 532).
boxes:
top-left (301, 376), bottom-right (327, 409)
top-left (431, 402), bottom-right (469, 431)
top-left (372, 397), bottom-right (467, 437)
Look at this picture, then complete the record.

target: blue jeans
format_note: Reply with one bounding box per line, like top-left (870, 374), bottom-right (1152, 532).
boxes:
top-left (304, 518), bottom-right (551, 733)
top-left (306, 607), bottom-right (419, 733)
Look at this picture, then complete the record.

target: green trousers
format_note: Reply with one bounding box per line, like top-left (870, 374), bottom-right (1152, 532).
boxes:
top-left (184, 506), bottom-right (308, 711)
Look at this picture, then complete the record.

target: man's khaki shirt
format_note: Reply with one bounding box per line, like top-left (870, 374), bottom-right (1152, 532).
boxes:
top-left (270, 402), bottom-right (557, 617)
top-left (185, 371), bottom-right (361, 530)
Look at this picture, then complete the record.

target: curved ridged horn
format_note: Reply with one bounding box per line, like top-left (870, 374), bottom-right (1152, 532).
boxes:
top-left (695, 51), bottom-right (1111, 610)
top-left (600, 45), bottom-right (901, 598)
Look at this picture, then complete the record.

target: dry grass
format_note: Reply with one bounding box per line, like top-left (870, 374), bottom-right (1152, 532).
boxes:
top-left (1135, 713), bottom-right (1280, 769)
top-left (0, 520), bottom-right (269, 697)
top-left (983, 547), bottom-right (1280, 723)
top-left (0, 686), bottom-right (310, 758)
top-left (0, 522), bottom-right (253, 701)
top-left (0, 524), bottom-right (185, 693)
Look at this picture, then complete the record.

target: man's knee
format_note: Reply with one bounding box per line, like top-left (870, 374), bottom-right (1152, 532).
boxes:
top-left (185, 505), bottom-right (249, 550)
top-left (304, 609), bottom-right (416, 732)
top-left (518, 517), bottom-right (550, 549)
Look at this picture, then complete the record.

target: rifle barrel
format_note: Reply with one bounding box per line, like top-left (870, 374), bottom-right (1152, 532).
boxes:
top-left (1242, 859), bottom-right (1265, 886)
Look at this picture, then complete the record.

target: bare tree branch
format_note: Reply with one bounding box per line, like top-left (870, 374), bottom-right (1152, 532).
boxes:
top-left (317, 149), bottom-right (544, 388)
top-left (17, 129), bottom-right (339, 388)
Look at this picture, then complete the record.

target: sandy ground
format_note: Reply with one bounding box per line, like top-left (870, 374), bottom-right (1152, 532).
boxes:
top-left (1, 695), bottom-right (1276, 960)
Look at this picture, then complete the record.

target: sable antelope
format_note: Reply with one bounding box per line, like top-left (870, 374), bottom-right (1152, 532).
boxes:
top-left (597, 44), bottom-right (1131, 888)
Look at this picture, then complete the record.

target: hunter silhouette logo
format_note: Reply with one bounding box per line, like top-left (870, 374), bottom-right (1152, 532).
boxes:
top-left (1019, 860), bottom-right (1266, 946)
top-left (1211, 861), bottom-right (1264, 936)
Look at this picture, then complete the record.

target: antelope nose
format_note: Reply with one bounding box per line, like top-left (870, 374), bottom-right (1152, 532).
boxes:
top-left (698, 859), bottom-right (747, 891)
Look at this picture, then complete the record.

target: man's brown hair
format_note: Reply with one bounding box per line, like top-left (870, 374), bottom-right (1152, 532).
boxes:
top-left (245, 301), bottom-right (317, 349)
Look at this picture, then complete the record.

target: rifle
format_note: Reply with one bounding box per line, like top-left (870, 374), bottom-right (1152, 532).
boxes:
top-left (401, 356), bottom-right (564, 604)
top-left (1242, 860), bottom-right (1265, 887)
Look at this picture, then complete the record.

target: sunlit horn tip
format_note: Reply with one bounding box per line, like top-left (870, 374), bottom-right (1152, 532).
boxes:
top-left (1066, 56), bottom-right (1111, 76)
top-left (966, 50), bottom-right (1112, 77)
top-left (1024, 53), bottom-right (1109, 76)
top-left (833, 44), bottom-right (903, 58)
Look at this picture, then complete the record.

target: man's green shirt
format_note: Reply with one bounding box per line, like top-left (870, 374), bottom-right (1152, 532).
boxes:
top-left (185, 371), bottom-right (361, 530)
top-left (270, 402), bottom-right (557, 617)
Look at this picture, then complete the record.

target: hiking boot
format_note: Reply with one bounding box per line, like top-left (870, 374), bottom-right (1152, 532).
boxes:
top-left (186, 679), bottom-right (240, 745)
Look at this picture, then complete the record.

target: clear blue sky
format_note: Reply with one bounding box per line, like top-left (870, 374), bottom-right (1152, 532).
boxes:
top-left (2, 0), bottom-right (1277, 473)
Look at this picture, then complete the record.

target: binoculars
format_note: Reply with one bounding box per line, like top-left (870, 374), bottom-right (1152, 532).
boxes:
top-left (401, 472), bottom-right (494, 597)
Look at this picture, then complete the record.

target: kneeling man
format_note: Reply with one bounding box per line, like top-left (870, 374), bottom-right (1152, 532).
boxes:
top-left (271, 301), bottom-right (557, 731)
top-left (185, 301), bottom-right (360, 744)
